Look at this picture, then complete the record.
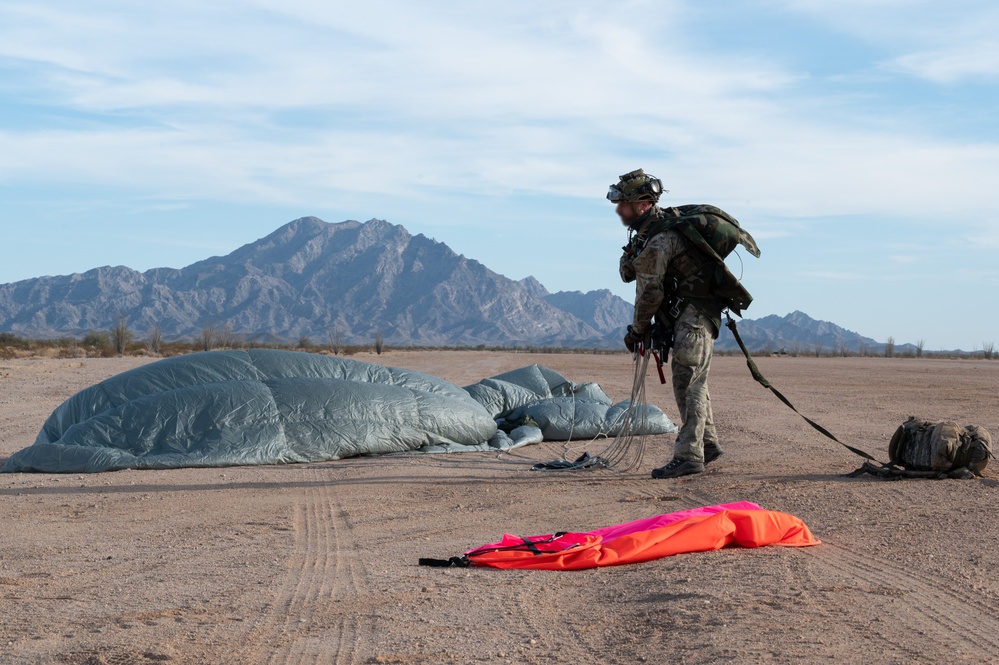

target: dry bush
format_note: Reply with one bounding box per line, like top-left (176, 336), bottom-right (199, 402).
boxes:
top-left (198, 325), bottom-right (218, 352)
top-left (146, 324), bottom-right (163, 355)
top-left (57, 337), bottom-right (82, 359)
top-left (111, 311), bottom-right (133, 356)
top-left (327, 325), bottom-right (344, 356)
top-left (82, 330), bottom-right (112, 357)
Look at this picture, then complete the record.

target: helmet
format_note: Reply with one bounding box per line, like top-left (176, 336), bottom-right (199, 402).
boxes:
top-left (606, 168), bottom-right (664, 204)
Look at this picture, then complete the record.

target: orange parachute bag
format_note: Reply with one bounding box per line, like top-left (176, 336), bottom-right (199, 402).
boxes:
top-left (419, 502), bottom-right (818, 571)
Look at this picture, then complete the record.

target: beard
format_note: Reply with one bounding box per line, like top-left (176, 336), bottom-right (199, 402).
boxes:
top-left (617, 203), bottom-right (649, 229)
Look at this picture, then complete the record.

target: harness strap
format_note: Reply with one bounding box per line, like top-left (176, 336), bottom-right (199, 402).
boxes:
top-left (418, 556), bottom-right (469, 568)
top-left (531, 451), bottom-right (609, 471)
top-left (725, 313), bottom-right (877, 462)
top-left (650, 349), bottom-right (667, 384)
top-left (521, 537), bottom-right (542, 555)
top-left (847, 460), bottom-right (977, 480)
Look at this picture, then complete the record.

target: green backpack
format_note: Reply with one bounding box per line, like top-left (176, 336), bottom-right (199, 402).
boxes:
top-left (661, 205), bottom-right (760, 316)
top-left (669, 204), bottom-right (761, 261)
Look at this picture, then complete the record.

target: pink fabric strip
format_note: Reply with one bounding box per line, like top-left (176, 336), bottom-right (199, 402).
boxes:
top-left (467, 502), bottom-right (763, 554)
top-left (587, 501), bottom-right (763, 543)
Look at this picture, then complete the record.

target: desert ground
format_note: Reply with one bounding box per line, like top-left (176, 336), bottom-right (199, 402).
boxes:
top-left (1, 350), bottom-right (997, 664)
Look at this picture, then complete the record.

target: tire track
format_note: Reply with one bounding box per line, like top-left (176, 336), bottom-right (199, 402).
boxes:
top-left (681, 484), bottom-right (999, 659)
top-left (265, 481), bottom-right (331, 665)
top-left (326, 500), bottom-right (368, 665)
top-left (671, 486), bottom-right (989, 662)
top-left (805, 542), bottom-right (999, 660)
top-left (237, 469), bottom-right (374, 665)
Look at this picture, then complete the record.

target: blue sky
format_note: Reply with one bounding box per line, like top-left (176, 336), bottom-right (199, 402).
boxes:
top-left (1, 0), bottom-right (997, 350)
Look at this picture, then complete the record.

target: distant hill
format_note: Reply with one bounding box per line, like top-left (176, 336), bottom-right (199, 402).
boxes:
top-left (0, 216), bottom-right (920, 352)
top-left (716, 310), bottom-right (917, 355)
top-left (0, 217), bottom-right (628, 347)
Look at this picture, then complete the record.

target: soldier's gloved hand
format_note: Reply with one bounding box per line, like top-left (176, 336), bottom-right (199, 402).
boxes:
top-left (624, 326), bottom-right (648, 353)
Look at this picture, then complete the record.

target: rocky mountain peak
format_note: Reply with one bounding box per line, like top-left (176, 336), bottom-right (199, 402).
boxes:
top-left (0, 217), bottom-right (630, 347)
top-left (0, 217), bottom-right (906, 352)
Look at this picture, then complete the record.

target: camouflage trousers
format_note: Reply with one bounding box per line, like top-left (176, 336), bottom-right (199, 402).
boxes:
top-left (670, 305), bottom-right (718, 463)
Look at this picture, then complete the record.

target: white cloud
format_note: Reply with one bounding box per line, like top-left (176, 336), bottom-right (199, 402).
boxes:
top-left (776, 0), bottom-right (999, 82)
top-left (1, 1), bottom-right (998, 280)
top-left (887, 42), bottom-right (999, 83)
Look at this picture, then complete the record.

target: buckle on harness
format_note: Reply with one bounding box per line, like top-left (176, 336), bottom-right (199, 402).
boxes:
top-left (669, 296), bottom-right (683, 320)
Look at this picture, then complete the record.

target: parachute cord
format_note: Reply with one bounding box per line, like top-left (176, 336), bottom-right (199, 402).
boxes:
top-left (733, 248), bottom-right (744, 281)
top-left (589, 348), bottom-right (652, 472)
top-left (496, 349), bottom-right (656, 472)
top-left (492, 376), bottom-right (579, 467)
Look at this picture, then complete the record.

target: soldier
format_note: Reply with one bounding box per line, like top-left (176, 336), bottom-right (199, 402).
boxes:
top-left (611, 169), bottom-right (725, 479)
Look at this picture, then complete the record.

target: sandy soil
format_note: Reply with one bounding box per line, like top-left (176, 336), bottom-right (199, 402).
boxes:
top-left (1, 351), bottom-right (997, 665)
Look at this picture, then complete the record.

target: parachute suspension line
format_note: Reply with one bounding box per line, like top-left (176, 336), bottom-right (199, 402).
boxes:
top-left (592, 348), bottom-right (653, 472)
top-left (495, 374), bottom-right (584, 468)
top-left (733, 248), bottom-right (744, 281)
top-left (528, 348), bottom-right (654, 472)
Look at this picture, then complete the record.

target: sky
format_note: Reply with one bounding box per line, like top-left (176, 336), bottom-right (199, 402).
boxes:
top-left (1, 0), bottom-right (997, 351)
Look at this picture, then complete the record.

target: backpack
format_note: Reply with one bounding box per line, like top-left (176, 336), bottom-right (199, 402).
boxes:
top-left (887, 417), bottom-right (992, 478)
top-left (669, 205), bottom-right (761, 260)
top-left (850, 417), bottom-right (992, 480)
top-left (662, 205), bottom-right (760, 316)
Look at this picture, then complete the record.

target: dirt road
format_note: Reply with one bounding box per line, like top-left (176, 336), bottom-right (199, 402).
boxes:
top-left (1, 352), bottom-right (997, 664)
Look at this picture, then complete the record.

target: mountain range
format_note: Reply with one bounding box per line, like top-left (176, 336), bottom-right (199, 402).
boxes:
top-left (714, 310), bottom-right (913, 355)
top-left (0, 216), bottom-right (903, 352)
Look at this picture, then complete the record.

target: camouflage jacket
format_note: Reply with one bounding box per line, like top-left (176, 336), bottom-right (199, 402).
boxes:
top-left (619, 206), bottom-right (724, 337)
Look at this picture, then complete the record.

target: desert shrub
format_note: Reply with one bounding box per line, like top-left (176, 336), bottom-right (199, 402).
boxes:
top-left (110, 312), bottom-right (133, 356)
top-left (0, 332), bottom-right (30, 352)
top-left (81, 330), bottom-right (111, 356)
top-left (56, 337), bottom-right (82, 359)
top-left (198, 325), bottom-right (218, 352)
top-left (327, 325), bottom-right (345, 355)
top-left (215, 322), bottom-right (239, 349)
top-left (146, 324), bottom-right (163, 354)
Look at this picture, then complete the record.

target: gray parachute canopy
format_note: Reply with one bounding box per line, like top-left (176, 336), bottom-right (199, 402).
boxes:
top-left (1, 349), bottom-right (676, 473)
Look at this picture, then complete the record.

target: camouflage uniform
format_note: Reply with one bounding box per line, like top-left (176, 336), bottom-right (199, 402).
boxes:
top-left (620, 206), bottom-right (722, 465)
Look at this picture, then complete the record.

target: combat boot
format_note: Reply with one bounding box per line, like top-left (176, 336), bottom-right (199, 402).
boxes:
top-left (651, 457), bottom-right (704, 479)
top-left (704, 445), bottom-right (725, 465)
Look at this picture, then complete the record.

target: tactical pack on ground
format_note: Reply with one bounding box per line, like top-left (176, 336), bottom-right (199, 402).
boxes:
top-left (851, 417), bottom-right (993, 480)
